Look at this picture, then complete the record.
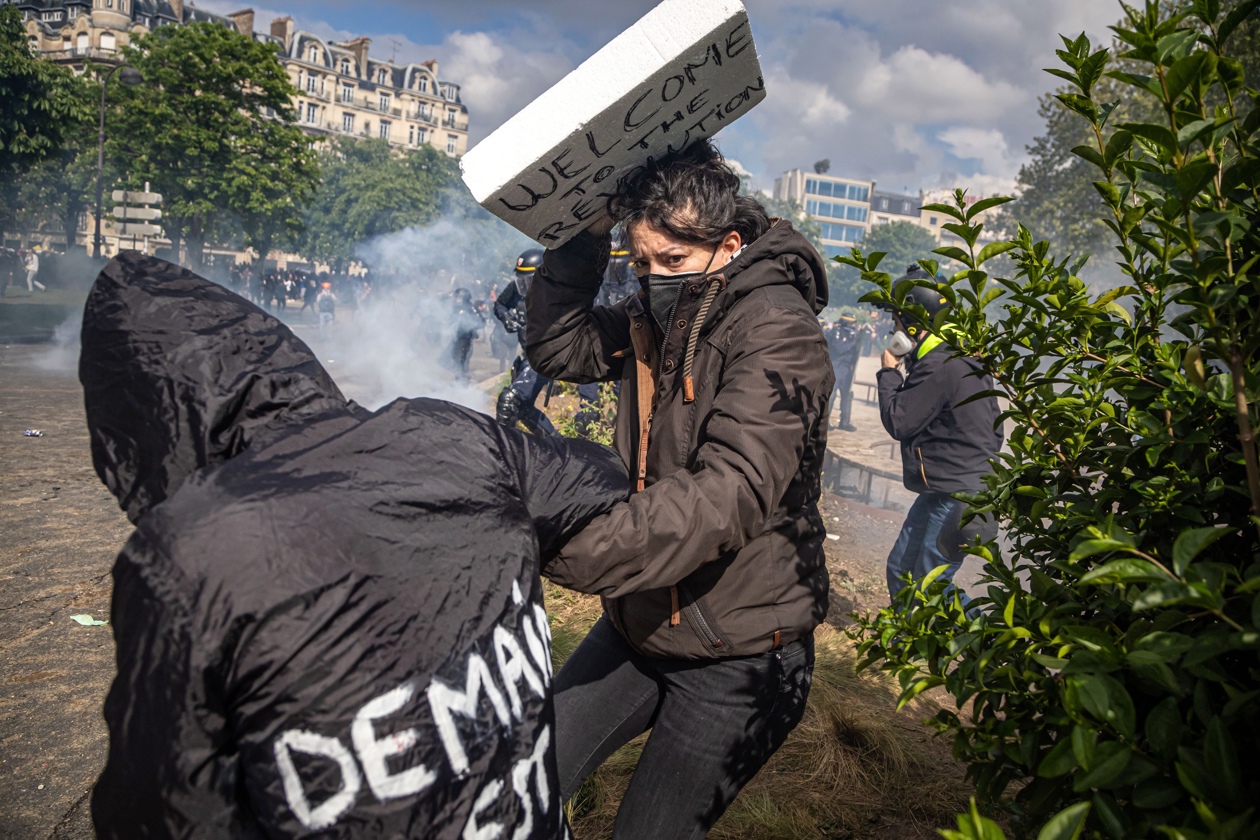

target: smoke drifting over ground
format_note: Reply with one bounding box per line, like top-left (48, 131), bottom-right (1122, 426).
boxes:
top-left (302, 217), bottom-right (530, 412)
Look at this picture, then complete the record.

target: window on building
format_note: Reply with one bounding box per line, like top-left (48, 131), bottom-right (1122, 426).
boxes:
top-left (42, 10), bottom-right (64, 21)
top-left (818, 222), bottom-right (864, 244)
top-left (340, 85), bottom-right (353, 103)
top-left (417, 127), bottom-right (427, 144)
top-left (408, 125), bottom-right (414, 145)
top-left (446, 134), bottom-right (458, 154)
top-left (379, 120), bottom-right (391, 139)
top-left (305, 103), bottom-right (317, 123)
top-left (68, 7), bottom-right (79, 19)
top-left (101, 32), bottom-right (116, 52)
top-left (306, 75), bottom-right (317, 93)
top-left (379, 93), bottom-right (390, 111)
top-left (377, 68), bottom-right (387, 84)
top-left (339, 58), bottom-right (351, 75)
top-left (308, 46), bottom-right (319, 63)
top-left (342, 113), bottom-right (354, 133)
top-left (77, 33), bottom-right (88, 50)
top-left (929, 216), bottom-right (938, 225)
top-left (417, 76), bottom-right (428, 93)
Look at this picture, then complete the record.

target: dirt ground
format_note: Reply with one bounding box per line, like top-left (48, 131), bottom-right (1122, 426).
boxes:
top-left (0, 333), bottom-right (924, 838)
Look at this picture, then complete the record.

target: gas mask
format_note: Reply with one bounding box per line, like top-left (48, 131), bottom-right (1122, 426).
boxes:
top-left (886, 330), bottom-right (916, 358)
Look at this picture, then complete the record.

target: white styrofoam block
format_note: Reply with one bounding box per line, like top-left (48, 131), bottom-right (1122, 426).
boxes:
top-left (460, 0), bottom-right (765, 248)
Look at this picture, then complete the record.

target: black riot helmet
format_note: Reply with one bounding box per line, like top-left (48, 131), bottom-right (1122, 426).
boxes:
top-left (609, 231), bottom-right (630, 267)
top-left (514, 249), bottom-right (544, 295)
top-left (878, 264), bottom-right (949, 338)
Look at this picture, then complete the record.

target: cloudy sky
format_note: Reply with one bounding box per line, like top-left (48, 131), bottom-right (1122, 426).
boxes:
top-left (196, 0), bottom-right (1123, 197)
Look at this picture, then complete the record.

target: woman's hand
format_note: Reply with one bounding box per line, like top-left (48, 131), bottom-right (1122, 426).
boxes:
top-left (881, 349), bottom-right (902, 370)
top-left (587, 213), bottom-right (616, 237)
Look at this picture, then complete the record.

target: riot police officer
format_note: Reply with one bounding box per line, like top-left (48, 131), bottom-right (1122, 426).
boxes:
top-left (825, 315), bottom-right (861, 431)
top-left (494, 249), bottom-right (557, 436)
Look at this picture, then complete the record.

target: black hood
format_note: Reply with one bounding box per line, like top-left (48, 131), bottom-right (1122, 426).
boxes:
top-left (719, 219), bottom-right (830, 315)
top-left (80, 253), bottom-right (353, 524)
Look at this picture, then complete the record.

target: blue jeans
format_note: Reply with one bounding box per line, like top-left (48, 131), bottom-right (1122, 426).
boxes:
top-left (554, 616), bottom-right (813, 840)
top-left (886, 492), bottom-right (971, 606)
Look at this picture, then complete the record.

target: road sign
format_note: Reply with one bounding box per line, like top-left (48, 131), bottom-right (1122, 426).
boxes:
top-left (112, 206), bottom-right (162, 221)
top-left (112, 223), bottom-right (164, 237)
top-left (111, 190), bottom-right (163, 205)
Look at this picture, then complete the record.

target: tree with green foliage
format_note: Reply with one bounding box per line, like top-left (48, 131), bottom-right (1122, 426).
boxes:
top-left (861, 220), bottom-right (942, 280)
top-left (297, 137), bottom-right (459, 272)
top-left (0, 4), bottom-right (93, 238)
top-left (110, 22), bottom-right (318, 267)
top-left (1003, 0), bottom-right (1257, 264)
top-left (840, 1), bottom-right (1260, 837)
top-left (11, 73), bottom-right (101, 252)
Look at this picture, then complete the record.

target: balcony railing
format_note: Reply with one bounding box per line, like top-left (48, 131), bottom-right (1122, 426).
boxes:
top-left (442, 117), bottom-right (469, 131)
top-left (41, 46), bottom-right (118, 62)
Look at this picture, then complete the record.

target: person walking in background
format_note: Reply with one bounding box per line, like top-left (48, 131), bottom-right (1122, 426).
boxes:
top-left (825, 315), bottom-right (860, 432)
top-left (316, 281), bottom-right (336, 329)
top-left (494, 250), bottom-right (557, 437)
top-left (25, 247), bottom-right (46, 292)
top-left (875, 265), bottom-right (1003, 606)
top-left (446, 287), bottom-right (485, 385)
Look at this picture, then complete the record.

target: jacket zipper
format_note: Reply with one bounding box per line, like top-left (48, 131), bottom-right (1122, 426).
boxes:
top-left (656, 283), bottom-right (687, 374)
top-left (678, 583), bottom-right (724, 649)
top-left (918, 446), bottom-right (930, 489)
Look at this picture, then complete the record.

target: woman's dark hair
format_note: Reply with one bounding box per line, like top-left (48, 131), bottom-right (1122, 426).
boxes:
top-left (609, 139), bottom-right (771, 246)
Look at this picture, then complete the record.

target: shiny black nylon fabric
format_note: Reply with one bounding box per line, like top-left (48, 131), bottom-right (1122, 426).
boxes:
top-left (81, 255), bottom-right (627, 838)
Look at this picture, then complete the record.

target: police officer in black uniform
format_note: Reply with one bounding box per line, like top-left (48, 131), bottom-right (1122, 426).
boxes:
top-left (825, 315), bottom-right (861, 431)
top-left (495, 249), bottom-right (558, 437)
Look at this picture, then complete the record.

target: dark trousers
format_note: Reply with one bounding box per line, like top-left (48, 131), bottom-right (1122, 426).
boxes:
top-left (827, 363), bottom-right (855, 427)
top-left (554, 616), bottom-right (813, 839)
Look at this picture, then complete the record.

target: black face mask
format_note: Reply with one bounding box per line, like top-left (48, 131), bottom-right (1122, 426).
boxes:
top-left (640, 245), bottom-right (720, 333)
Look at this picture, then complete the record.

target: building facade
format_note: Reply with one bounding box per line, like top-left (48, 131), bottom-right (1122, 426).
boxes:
top-left (266, 17), bottom-right (469, 156)
top-left (5, 0), bottom-right (235, 69)
top-left (5, 1), bottom-right (470, 156)
top-left (775, 169), bottom-right (1000, 255)
top-left (773, 169), bottom-right (874, 258)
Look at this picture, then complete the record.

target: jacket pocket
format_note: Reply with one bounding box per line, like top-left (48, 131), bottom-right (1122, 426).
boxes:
top-left (678, 583), bottom-right (732, 654)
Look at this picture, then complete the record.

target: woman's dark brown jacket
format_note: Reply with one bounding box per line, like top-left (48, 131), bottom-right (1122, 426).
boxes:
top-left (526, 221), bottom-right (833, 660)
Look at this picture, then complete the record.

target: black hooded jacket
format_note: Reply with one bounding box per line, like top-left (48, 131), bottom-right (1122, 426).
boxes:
top-left (876, 337), bottom-right (1003, 494)
top-left (82, 254), bottom-right (628, 838)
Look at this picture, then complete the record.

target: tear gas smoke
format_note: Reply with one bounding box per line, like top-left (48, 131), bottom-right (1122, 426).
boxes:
top-left (302, 217), bottom-right (531, 412)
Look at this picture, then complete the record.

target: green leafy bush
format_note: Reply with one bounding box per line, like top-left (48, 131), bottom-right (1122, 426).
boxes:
top-left (838, 2), bottom-right (1260, 838)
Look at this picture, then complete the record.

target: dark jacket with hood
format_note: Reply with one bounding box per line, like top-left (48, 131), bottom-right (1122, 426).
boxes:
top-left (82, 253), bottom-right (628, 839)
top-left (876, 335), bottom-right (1003, 495)
top-left (525, 222), bottom-right (833, 660)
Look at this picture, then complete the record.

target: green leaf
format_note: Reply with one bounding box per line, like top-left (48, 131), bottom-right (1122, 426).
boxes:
top-left (1072, 144), bottom-right (1106, 168)
top-left (965, 195), bottom-right (1014, 219)
top-left (1103, 130), bottom-right (1134, 167)
top-left (920, 202), bottom-right (966, 222)
top-left (1056, 92), bottom-right (1099, 123)
top-left (1121, 122), bottom-right (1179, 157)
top-left (1073, 740), bottom-right (1132, 790)
top-left (1069, 674), bottom-right (1137, 739)
top-left (934, 246), bottom-right (973, 265)
top-left (1203, 717), bottom-right (1244, 807)
top-left (1164, 53), bottom-right (1209, 102)
top-left (1069, 539), bottom-right (1134, 562)
top-left (976, 241), bottom-right (1018, 265)
top-left (1191, 0), bottom-right (1220, 24)
top-left (1078, 558), bottom-right (1171, 585)
top-left (1218, 0), bottom-right (1260, 45)
top-left (1133, 775), bottom-right (1183, 810)
top-left (1036, 801), bottom-right (1091, 840)
top-left (1038, 738), bottom-right (1080, 779)
top-left (1171, 526), bottom-right (1231, 575)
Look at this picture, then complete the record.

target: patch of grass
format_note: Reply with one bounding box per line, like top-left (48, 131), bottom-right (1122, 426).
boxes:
top-left (544, 584), bottom-right (971, 839)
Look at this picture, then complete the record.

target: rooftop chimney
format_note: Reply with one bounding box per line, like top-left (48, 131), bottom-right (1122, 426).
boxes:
top-left (227, 9), bottom-right (255, 36)
top-left (270, 16), bottom-right (294, 48)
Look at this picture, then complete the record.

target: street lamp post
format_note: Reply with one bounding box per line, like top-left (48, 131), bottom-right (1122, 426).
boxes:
top-left (93, 64), bottom-right (144, 259)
